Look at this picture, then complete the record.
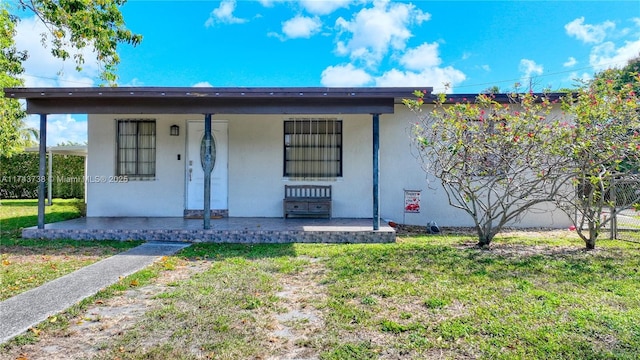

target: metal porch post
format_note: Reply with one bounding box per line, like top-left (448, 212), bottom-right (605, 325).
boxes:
top-left (372, 113), bottom-right (380, 230)
top-left (47, 150), bottom-right (53, 205)
top-left (203, 114), bottom-right (213, 229)
top-left (38, 114), bottom-right (47, 229)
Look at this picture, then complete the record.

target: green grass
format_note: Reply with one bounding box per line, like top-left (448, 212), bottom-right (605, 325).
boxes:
top-left (304, 236), bottom-right (640, 359)
top-left (2, 201), bottom-right (638, 359)
top-left (94, 245), bottom-right (294, 360)
top-left (57, 237), bottom-right (640, 359)
top-left (0, 198), bottom-right (142, 300)
top-left (618, 230), bottom-right (640, 242)
top-left (1, 198), bottom-right (85, 238)
top-left (2, 256), bottom-right (178, 349)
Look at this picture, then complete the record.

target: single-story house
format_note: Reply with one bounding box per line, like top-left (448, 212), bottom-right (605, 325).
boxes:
top-left (6, 87), bottom-right (572, 242)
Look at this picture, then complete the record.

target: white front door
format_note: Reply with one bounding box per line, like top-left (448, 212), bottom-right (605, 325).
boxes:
top-left (186, 121), bottom-right (228, 210)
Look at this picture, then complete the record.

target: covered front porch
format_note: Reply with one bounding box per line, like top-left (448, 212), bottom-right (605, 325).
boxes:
top-left (7, 86), bottom-right (431, 240)
top-left (22, 217), bottom-right (396, 243)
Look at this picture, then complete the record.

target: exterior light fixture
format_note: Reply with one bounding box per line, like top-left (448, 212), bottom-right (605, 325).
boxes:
top-left (170, 125), bottom-right (179, 136)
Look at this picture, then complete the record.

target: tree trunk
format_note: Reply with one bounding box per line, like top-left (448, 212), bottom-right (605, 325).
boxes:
top-left (584, 239), bottom-right (596, 250)
top-left (477, 238), bottom-right (492, 248)
top-left (476, 227), bottom-right (493, 248)
top-left (584, 227), bottom-right (598, 250)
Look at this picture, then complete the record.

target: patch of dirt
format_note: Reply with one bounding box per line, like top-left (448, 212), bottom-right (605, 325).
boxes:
top-left (394, 224), bottom-right (580, 239)
top-left (0, 259), bottom-right (211, 360)
top-left (266, 257), bottom-right (328, 360)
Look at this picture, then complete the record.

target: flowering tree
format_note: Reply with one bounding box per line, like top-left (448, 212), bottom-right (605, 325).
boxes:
top-left (404, 89), bottom-right (573, 247)
top-left (555, 71), bottom-right (640, 249)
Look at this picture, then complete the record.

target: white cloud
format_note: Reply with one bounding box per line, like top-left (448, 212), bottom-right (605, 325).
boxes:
top-left (205, 0), bottom-right (246, 27)
top-left (258, 0), bottom-right (350, 15)
top-left (257, 0), bottom-right (287, 7)
top-left (120, 78), bottom-right (145, 87)
top-left (374, 66), bottom-right (466, 92)
top-left (565, 71), bottom-right (592, 86)
top-left (299, 0), bottom-right (352, 15)
top-left (282, 15), bottom-right (322, 39)
top-left (193, 81), bottom-right (213, 87)
top-left (322, 33), bottom-right (466, 90)
top-left (563, 56), bottom-right (577, 67)
top-left (565, 17), bottom-right (615, 44)
top-left (480, 64), bottom-right (491, 72)
top-left (563, 16), bottom-right (639, 76)
top-left (334, 0), bottom-right (430, 67)
top-left (519, 59), bottom-right (544, 79)
top-left (376, 41), bottom-right (465, 91)
top-left (320, 63), bottom-right (372, 86)
top-left (25, 114), bottom-right (88, 146)
top-left (300, 0), bottom-right (351, 15)
top-left (589, 38), bottom-right (640, 71)
top-left (15, 16), bottom-right (99, 87)
top-left (399, 42), bottom-right (441, 71)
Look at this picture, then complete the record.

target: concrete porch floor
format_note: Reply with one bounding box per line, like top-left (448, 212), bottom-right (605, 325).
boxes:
top-left (22, 217), bottom-right (396, 243)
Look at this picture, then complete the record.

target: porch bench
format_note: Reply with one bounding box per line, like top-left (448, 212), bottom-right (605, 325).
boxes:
top-left (283, 185), bottom-right (332, 219)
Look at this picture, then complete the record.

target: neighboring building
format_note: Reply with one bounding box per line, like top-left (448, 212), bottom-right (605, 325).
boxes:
top-left (6, 87), bottom-right (572, 230)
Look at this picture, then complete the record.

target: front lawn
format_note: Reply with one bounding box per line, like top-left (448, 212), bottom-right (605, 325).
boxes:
top-left (86, 234), bottom-right (639, 359)
top-left (2, 199), bottom-right (638, 358)
top-left (0, 199), bottom-right (142, 300)
top-left (0, 199), bottom-right (84, 238)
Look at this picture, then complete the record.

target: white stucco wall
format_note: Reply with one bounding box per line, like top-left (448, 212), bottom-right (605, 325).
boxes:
top-left (379, 104), bottom-right (572, 228)
top-left (86, 106), bottom-right (572, 228)
top-left (87, 114), bottom-right (189, 217)
top-left (225, 114), bottom-right (373, 218)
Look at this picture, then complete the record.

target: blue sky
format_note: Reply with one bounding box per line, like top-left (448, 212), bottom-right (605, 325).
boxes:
top-left (9, 0), bottom-right (640, 144)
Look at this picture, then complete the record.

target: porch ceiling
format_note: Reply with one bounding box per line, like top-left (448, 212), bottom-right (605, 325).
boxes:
top-left (5, 87), bottom-right (432, 115)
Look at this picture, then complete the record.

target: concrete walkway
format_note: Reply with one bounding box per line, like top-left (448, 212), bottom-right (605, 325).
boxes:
top-left (0, 241), bottom-right (190, 344)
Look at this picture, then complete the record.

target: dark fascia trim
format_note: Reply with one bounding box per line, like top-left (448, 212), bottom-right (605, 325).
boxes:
top-left (5, 86), bottom-right (431, 100)
top-left (25, 96), bottom-right (397, 115)
top-left (4, 86), bottom-right (433, 115)
top-left (421, 92), bottom-right (570, 104)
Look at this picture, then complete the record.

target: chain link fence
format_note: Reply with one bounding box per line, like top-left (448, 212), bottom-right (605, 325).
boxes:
top-left (610, 177), bottom-right (640, 242)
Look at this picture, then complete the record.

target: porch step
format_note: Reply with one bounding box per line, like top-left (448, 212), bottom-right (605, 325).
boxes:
top-left (183, 214), bottom-right (224, 219)
top-left (183, 209), bottom-right (228, 219)
top-left (22, 227), bottom-right (395, 243)
top-left (22, 218), bottom-right (396, 244)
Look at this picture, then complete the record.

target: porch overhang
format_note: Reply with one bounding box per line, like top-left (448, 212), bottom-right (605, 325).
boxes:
top-left (5, 86), bottom-right (433, 235)
top-left (5, 87), bottom-right (429, 115)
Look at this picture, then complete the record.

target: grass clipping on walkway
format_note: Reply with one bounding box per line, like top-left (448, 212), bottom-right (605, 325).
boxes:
top-left (78, 235), bottom-right (640, 360)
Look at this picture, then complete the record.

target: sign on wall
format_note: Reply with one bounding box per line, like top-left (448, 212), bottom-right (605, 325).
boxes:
top-left (404, 190), bottom-right (421, 213)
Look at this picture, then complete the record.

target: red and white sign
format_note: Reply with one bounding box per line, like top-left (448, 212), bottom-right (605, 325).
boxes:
top-left (404, 190), bottom-right (421, 213)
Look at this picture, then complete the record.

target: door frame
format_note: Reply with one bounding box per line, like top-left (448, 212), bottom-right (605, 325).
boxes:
top-left (184, 120), bottom-right (229, 211)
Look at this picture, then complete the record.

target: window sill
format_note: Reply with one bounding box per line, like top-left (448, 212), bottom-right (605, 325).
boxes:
top-left (283, 177), bottom-right (342, 182)
top-left (120, 176), bottom-right (156, 181)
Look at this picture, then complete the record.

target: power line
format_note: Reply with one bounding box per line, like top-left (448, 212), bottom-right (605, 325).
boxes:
top-left (21, 58), bottom-right (633, 91)
top-left (440, 59), bottom-right (632, 93)
top-left (20, 73), bottom-right (96, 86)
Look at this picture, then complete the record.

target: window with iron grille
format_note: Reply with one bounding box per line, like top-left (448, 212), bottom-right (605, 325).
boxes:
top-left (284, 119), bottom-right (342, 178)
top-left (462, 118), bottom-right (510, 177)
top-left (116, 119), bottom-right (156, 178)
